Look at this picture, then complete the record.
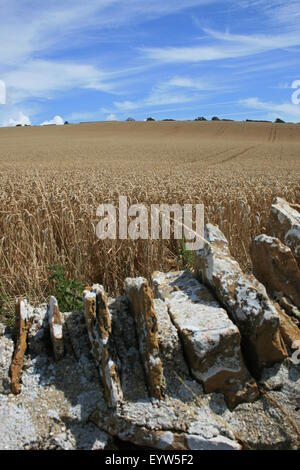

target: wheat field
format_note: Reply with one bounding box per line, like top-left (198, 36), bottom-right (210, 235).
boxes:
top-left (1, 120), bottom-right (300, 323)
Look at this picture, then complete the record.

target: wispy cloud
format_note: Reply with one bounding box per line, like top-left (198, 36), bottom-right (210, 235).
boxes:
top-left (0, 0), bottom-right (220, 122)
top-left (113, 79), bottom-right (204, 112)
top-left (114, 93), bottom-right (195, 111)
top-left (1, 0), bottom-right (300, 125)
top-left (240, 97), bottom-right (300, 122)
top-left (142, 28), bottom-right (300, 63)
top-left (3, 60), bottom-right (112, 104)
top-left (167, 76), bottom-right (215, 90)
top-left (0, 0), bottom-right (219, 67)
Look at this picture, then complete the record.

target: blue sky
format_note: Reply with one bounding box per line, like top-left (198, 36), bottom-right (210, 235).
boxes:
top-left (1, 0), bottom-right (300, 126)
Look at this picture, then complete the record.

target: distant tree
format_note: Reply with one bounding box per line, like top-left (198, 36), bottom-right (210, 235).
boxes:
top-left (211, 116), bottom-right (220, 121)
top-left (16, 124), bottom-right (22, 127)
top-left (162, 119), bottom-right (175, 121)
top-left (246, 119), bottom-right (271, 123)
top-left (126, 117), bottom-right (135, 122)
top-left (64, 121), bottom-right (69, 125)
top-left (275, 118), bottom-right (285, 124)
top-left (146, 117), bottom-right (155, 121)
top-left (195, 117), bottom-right (207, 121)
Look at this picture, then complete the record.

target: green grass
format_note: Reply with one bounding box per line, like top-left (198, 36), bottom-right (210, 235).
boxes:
top-left (178, 240), bottom-right (194, 269)
top-left (0, 265), bottom-right (85, 327)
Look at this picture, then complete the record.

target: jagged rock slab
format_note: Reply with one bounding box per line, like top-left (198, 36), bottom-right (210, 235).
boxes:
top-left (277, 297), bottom-right (300, 323)
top-left (195, 224), bottom-right (287, 376)
top-left (108, 295), bottom-right (150, 402)
top-left (154, 298), bottom-right (192, 394)
top-left (10, 299), bottom-right (32, 395)
top-left (125, 278), bottom-right (164, 399)
top-left (222, 358), bottom-right (300, 450)
top-left (83, 285), bottom-right (123, 408)
top-left (277, 307), bottom-right (300, 350)
top-left (251, 235), bottom-right (300, 311)
top-left (0, 309), bottom-right (113, 450)
top-left (152, 270), bottom-right (258, 409)
top-left (88, 293), bottom-right (242, 450)
top-left (1, 302), bottom-right (299, 450)
top-left (48, 296), bottom-right (64, 361)
top-left (91, 405), bottom-right (241, 450)
top-left (268, 197), bottom-right (300, 268)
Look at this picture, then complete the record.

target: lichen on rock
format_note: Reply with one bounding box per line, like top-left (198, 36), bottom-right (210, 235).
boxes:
top-left (251, 234), bottom-right (300, 311)
top-left (10, 298), bottom-right (31, 395)
top-left (152, 270), bottom-right (258, 409)
top-left (125, 277), bottom-right (164, 399)
top-left (268, 197), bottom-right (300, 269)
top-left (48, 296), bottom-right (64, 361)
top-left (195, 224), bottom-right (287, 376)
top-left (83, 286), bottom-right (123, 408)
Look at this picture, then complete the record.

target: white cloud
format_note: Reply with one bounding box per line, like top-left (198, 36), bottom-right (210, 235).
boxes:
top-left (240, 97), bottom-right (300, 122)
top-left (242, 0), bottom-right (300, 27)
top-left (142, 28), bottom-right (300, 63)
top-left (114, 79), bottom-right (201, 112)
top-left (40, 115), bottom-right (64, 126)
top-left (146, 89), bottom-right (195, 107)
top-left (66, 111), bottom-right (99, 122)
top-left (106, 113), bottom-right (118, 121)
top-left (113, 101), bottom-right (137, 111)
top-left (1, 0), bottom-right (300, 125)
top-left (167, 76), bottom-right (214, 90)
top-left (3, 60), bottom-right (111, 105)
top-left (0, 1), bottom-right (219, 67)
top-left (2, 0), bottom-right (209, 107)
top-left (114, 93), bottom-right (195, 111)
top-left (3, 111), bottom-right (31, 127)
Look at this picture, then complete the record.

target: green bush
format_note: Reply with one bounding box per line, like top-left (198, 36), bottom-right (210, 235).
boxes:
top-left (48, 265), bottom-right (84, 312)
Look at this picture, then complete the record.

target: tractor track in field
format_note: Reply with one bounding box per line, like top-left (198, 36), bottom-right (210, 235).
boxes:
top-left (268, 125), bottom-right (277, 143)
top-left (208, 145), bottom-right (257, 166)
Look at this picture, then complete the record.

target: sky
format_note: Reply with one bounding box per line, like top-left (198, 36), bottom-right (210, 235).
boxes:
top-left (0, 0), bottom-right (300, 126)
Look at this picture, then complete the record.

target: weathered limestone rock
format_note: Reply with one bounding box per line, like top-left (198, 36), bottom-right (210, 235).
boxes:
top-left (276, 307), bottom-right (300, 349)
top-left (125, 278), bottom-right (164, 399)
top-left (290, 203), bottom-right (300, 213)
top-left (2, 297), bottom-right (300, 450)
top-left (251, 235), bottom-right (300, 311)
top-left (152, 271), bottom-right (258, 409)
top-left (83, 285), bottom-right (123, 408)
top-left (1, 308), bottom-right (113, 450)
top-left (268, 197), bottom-right (300, 268)
top-left (48, 296), bottom-right (64, 361)
top-left (154, 298), bottom-right (190, 381)
top-left (90, 407), bottom-right (241, 450)
top-left (93, 293), bottom-right (244, 450)
top-left (195, 224), bottom-right (287, 376)
top-left (10, 298), bottom-right (31, 395)
top-left (277, 297), bottom-right (300, 322)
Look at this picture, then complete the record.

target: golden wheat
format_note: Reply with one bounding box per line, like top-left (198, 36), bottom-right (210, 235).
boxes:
top-left (0, 121), bottom-right (299, 322)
